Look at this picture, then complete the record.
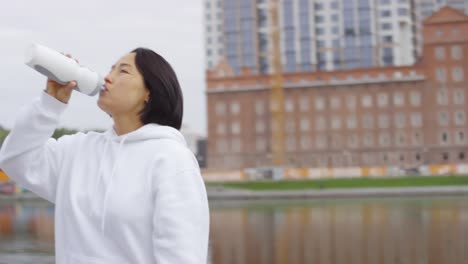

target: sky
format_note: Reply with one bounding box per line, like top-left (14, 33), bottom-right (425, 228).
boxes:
top-left (0, 0), bottom-right (207, 135)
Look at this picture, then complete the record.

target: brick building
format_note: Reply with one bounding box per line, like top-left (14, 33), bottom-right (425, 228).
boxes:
top-left (206, 7), bottom-right (468, 170)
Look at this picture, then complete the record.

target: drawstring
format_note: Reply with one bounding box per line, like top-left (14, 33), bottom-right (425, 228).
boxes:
top-left (95, 137), bottom-right (111, 196)
top-left (100, 135), bottom-right (128, 233)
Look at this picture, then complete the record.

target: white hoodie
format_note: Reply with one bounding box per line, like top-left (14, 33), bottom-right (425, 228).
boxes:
top-left (0, 92), bottom-right (210, 263)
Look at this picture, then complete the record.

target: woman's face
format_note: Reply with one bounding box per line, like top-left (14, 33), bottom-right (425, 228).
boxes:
top-left (98, 52), bottom-right (149, 119)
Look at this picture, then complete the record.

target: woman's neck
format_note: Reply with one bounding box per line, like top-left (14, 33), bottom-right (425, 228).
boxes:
top-left (112, 115), bottom-right (144, 136)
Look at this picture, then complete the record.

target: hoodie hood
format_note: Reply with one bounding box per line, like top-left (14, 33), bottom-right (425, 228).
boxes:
top-left (105, 123), bottom-right (187, 146)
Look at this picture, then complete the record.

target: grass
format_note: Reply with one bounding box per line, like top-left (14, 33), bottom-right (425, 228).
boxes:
top-left (207, 175), bottom-right (468, 191)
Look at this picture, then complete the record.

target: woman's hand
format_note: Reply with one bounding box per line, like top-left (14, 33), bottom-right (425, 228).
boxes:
top-left (45, 54), bottom-right (77, 104)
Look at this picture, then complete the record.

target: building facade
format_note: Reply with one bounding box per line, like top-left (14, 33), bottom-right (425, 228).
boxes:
top-left (414, 0), bottom-right (468, 56)
top-left (206, 7), bottom-right (468, 170)
top-left (204, 0), bottom-right (419, 74)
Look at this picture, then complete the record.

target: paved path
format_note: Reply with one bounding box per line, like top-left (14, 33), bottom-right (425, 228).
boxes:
top-left (206, 186), bottom-right (468, 200)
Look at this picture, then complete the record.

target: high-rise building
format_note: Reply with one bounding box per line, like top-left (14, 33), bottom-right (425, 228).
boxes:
top-left (204, 0), bottom-right (419, 75)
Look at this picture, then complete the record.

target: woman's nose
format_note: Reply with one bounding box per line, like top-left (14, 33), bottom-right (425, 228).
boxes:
top-left (104, 73), bottom-right (112, 84)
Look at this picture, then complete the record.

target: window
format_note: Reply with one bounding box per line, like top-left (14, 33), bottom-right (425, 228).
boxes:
top-left (436, 68), bottom-right (447, 82)
top-left (331, 134), bottom-right (342, 149)
top-left (363, 133), bottom-right (374, 147)
top-left (435, 47), bottom-right (446, 60)
top-left (455, 111), bottom-right (465, 126)
top-left (363, 153), bottom-right (376, 166)
top-left (378, 93), bottom-right (388, 108)
top-left (256, 137), bottom-right (267, 152)
top-left (395, 131), bottom-right (406, 146)
top-left (330, 97), bottom-right (341, 110)
top-left (442, 152), bottom-right (449, 161)
top-left (348, 134), bottom-right (359, 148)
top-left (331, 116), bottom-right (342, 130)
top-left (217, 123), bottom-right (226, 135)
top-left (362, 114), bottom-right (374, 129)
top-left (412, 131), bottom-right (423, 146)
top-left (451, 45), bottom-right (463, 60)
top-left (231, 101), bottom-right (240, 115)
top-left (315, 97), bottom-right (326, 111)
top-left (300, 136), bottom-right (311, 150)
top-left (362, 95), bottom-right (373, 108)
top-left (456, 131), bottom-right (465, 145)
top-left (286, 137), bottom-right (296, 152)
top-left (411, 113), bottom-right (423, 127)
top-left (315, 2), bottom-right (324, 10)
top-left (285, 98), bottom-right (295, 112)
top-left (347, 115), bottom-right (357, 130)
top-left (231, 121), bottom-right (241, 134)
top-left (410, 91), bottom-right (421, 107)
top-left (395, 113), bottom-right (406, 128)
top-left (381, 23), bottom-right (392, 30)
top-left (331, 14), bottom-right (340, 22)
top-left (299, 97), bottom-right (310, 112)
top-left (381, 10), bottom-right (391, 17)
top-left (437, 89), bottom-right (449, 105)
top-left (438, 111), bottom-right (449, 126)
top-left (398, 8), bottom-right (408, 16)
top-left (393, 92), bottom-right (405, 107)
top-left (316, 28), bottom-right (325, 35)
top-left (379, 114), bottom-right (390, 128)
top-left (379, 133), bottom-right (391, 147)
top-left (454, 89), bottom-right (465, 105)
top-left (347, 95), bottom-right (357, 110)
top-left (256, 119), bottom-right (266, 133)
top-left (300, 118), bottom-right (310, 132)
top-left (315, 15), bottom-right (325, 23)
top-left (285, 119), bottom-right (295, 133)
top-left (215, 102), bottom-right (226, 116)
top-left (255, 100), bottom-right (265, 115)
top-left (440, 131), bottom-right (449, 145)
top-left (452, 67), bottom-right (464, 82)
top-left (231, 138), bottom-right (242, 153)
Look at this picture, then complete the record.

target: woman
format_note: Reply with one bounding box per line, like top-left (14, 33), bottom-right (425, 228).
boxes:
top-left (0, 48), bottom-right (209, 263)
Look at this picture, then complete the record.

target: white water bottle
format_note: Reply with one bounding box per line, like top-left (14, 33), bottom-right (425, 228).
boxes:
top-left (24, 43), bottom-right (105, 96)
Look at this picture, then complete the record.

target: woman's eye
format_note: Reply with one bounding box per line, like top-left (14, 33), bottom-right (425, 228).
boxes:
top-left (120, 70), bottom-right (129, 74)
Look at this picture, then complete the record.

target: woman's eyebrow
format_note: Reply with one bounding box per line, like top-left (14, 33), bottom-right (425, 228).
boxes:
top-left (111, 63), bottom-right (132, 70)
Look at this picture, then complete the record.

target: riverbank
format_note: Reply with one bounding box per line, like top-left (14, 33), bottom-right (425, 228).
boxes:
top-left (207, 185), bottom-right (468, 200)
top-left (208, 175), bottom-right (468, 191)
top-left (2, 185), bottom-right (468, 202)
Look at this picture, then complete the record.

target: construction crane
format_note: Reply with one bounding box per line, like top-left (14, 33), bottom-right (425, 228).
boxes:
top-left (269, 0), bottom-right (286, 167)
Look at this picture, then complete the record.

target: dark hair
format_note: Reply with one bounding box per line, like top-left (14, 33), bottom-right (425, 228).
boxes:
top-left (132, 48), bottom-right (183, 130)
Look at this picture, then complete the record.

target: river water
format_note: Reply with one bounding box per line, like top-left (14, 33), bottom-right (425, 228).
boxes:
top-left (0, 196), bottom-right (467, 264)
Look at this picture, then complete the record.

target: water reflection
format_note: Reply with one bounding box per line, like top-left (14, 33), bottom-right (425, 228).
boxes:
top-left (0, 197), bottom-right (467, 264)
top-left (209, 197), bottom-right (468, 264)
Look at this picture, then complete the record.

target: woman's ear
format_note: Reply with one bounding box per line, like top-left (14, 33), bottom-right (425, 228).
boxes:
top-left (144, 90), bottom-right (150, 104)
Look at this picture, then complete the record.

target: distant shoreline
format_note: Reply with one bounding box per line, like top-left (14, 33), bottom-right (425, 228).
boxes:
top-left (1, 186), bottom-right (468, 203)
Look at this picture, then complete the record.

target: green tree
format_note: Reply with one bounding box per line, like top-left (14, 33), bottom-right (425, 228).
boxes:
top-left (0, 128), bottom-right (9, 148)
top-left (51, 128), bottom-right (79, 139)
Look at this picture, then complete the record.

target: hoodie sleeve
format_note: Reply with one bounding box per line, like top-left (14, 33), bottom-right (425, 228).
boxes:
top-left (0, 92), bottom-right (69, 203)
top-left (152, 165), bottom-right (210, 263)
